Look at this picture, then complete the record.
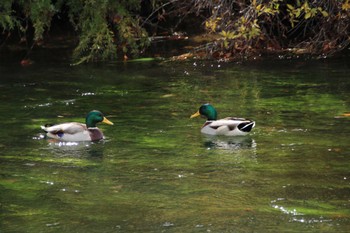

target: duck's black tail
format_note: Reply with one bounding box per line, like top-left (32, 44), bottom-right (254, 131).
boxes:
top-left (238, 121), bottom-right (255, 132)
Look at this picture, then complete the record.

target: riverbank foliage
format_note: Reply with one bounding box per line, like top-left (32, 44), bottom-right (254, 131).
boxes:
top-left (0, 0), bottom-right (349, 63)
top-left (183, 0), bottom-right (350, 60)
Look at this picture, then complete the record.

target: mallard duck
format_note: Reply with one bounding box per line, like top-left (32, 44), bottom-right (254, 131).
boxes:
top-left (190, 104), bottom-right (255, 136)
top-left (41, 110), bottom-right (113, 141)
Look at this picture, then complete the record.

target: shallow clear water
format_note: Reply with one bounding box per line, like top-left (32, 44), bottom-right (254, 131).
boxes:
top-left (1, 55), bottom-right (350, 232)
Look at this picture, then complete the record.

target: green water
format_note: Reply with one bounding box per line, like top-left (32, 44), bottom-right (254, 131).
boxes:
top-left (1, 56), bottom-right (350, 232)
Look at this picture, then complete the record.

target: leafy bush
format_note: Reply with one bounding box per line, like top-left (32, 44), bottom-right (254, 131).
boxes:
top-left (0, 0), bottom-right (149, 64)
top-left (0, 0), bottom-right (349, 63)
top-left (168, 0), bottom-right (349, 60)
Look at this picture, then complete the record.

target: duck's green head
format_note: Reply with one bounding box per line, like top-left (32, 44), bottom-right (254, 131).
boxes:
top-left (86, 110), bottom-right (114, 128)
top-left (190, 104), bottom-right (217, 121)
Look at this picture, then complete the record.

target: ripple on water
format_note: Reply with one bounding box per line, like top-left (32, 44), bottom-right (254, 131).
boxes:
top-left (270, 198), bottom-right (335, 225)
top-left (162, 222), bottom-right (174, 227)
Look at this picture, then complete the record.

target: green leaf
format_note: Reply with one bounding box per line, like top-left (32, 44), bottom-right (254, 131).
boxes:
top-left (223, 40), bottom-right (229, 49)
top-left (321, 10), bottom-right (329, 17)
top-left (304, 12), bottom-right (311, 19)
top-left (287, 4), bottom-right (294, 10)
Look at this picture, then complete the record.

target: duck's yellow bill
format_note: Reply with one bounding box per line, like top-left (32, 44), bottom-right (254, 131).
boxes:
top-left (102, 117), bottom-right (114, 125)
top-left (190, 111), bottom-right (201, 118)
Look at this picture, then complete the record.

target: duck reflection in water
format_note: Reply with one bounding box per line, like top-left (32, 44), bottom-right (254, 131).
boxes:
top-left (203, 135), bottom-right (256, 150)
top-left (45, 140), bottom-right (105, 158)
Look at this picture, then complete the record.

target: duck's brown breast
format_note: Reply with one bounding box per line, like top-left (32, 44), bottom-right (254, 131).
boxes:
top-left (88, 128), bottom-right (104, 141)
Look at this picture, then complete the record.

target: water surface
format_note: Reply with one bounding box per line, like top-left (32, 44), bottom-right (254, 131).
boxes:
top-left (1, 55), bottom-right (350, 232)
